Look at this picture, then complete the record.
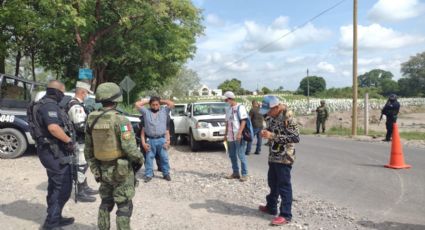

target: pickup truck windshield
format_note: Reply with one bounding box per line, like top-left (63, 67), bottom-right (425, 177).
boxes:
top-left (193, 103), bottom-right (227, 116)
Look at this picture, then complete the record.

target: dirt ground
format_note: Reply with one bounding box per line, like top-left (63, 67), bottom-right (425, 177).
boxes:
top-left (0, 145), bottom-right (372, 230)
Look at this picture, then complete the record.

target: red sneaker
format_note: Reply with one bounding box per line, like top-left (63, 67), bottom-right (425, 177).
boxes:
top-left (271, 216), bottom-right (290, 226)
top-left (258, 205), bottom-right (277, 215)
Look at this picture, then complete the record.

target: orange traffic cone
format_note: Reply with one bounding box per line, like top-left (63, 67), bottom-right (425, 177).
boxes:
top-left (385, 123), bottom-right (411, 169)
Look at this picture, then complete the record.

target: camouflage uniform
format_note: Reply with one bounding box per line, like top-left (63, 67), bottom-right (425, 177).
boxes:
top-left (267, 111), bottom-right (299, 165)
top-left (315, 101), bottom-right (328, 133)
top-left (85, 83), bottom-right (143, 230)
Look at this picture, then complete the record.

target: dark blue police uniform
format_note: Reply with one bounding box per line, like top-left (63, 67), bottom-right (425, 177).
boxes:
top-left (36, 96), bottom-right (72, 228)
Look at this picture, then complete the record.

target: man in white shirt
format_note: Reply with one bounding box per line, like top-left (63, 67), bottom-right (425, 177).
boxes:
top-left (223, 91), bottom-right (249, 182)
top-left (66, 81), bottom-right (98, 202)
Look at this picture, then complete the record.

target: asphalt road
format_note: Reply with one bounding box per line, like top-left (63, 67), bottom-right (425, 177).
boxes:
top-left (247, 135), bottom-right (425, 225)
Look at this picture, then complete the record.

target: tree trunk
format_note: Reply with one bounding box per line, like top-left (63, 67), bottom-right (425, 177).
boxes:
top-left (31, 52), bottom-right (36, 82)
top-left (0, 53), bottom-right (4, 74)
top-left (15, 50), bottom-right (21, 76)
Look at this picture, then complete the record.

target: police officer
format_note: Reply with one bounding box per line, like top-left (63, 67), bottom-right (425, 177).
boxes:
top-left (315, 100), bottom-right (329, 134)
top-left (85, 82), bottom-right (144, 230)
top-left (66, 81), bottom-right (97, 202)
top-left (28, 80), bottom-right (75, 230)
top-left (381, 94), bottom-right (400, 141)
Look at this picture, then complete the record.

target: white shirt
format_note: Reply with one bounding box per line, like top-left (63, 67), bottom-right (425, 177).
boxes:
top-left (225, 104), bottom-right (248, 141)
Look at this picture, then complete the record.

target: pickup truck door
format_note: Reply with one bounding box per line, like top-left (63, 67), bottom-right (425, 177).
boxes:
top-left (172, 105), bottom-right (187, 134)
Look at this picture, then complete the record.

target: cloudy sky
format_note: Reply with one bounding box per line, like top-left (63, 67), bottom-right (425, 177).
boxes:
top-left (187, 0), bottom-right (425, 91)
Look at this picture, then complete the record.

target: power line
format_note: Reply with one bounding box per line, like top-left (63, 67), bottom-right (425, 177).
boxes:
top-left (211, 0), bottom-right (348, 75)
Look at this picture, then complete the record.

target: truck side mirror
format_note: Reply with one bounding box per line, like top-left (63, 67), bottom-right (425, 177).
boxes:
top-left (186, 111), bottom-right (191, 117)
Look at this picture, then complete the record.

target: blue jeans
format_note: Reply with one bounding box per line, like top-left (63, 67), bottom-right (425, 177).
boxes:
top-left (246, 128), bottom-right (262, 154)
top-left (227, 140), bottom-right (248, 176)
top-left (144, 137), bottom-right (170, 177)
top-left (266, 163), bottom-right (292, 220)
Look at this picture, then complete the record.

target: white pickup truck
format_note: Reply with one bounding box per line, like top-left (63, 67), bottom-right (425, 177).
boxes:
top-left (172, 102), bottom-right (227, 151)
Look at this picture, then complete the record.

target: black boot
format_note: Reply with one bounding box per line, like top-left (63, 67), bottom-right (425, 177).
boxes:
top-left (76, 183), bottom-right (96, 202)
top-left (82, 179), bottom-right (98, 195)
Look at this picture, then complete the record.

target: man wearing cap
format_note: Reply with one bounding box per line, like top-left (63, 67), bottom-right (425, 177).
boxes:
top-left (65, 81), bottom-right (98, 202)
top-left (258, 95), bottom-right (300, 226)
top-left (223, 91), bottom-right (249, 182)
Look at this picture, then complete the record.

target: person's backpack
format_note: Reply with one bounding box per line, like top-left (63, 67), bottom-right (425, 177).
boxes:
top-left (237, 105), bottom-right (254, 142)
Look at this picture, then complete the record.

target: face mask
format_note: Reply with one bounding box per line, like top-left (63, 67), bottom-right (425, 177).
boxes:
top-left (84, 94), bottom-right (89, 101)
top-left (46, 88), bottom-right (65, 102)
top-left (151, 108), bottom-right (159, 113)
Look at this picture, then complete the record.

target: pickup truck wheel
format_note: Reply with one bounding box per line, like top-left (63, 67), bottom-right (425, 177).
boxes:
top-left (0, 128), bottom-right (27, 159)
top-left (189, 131), bottom-right (200, 152)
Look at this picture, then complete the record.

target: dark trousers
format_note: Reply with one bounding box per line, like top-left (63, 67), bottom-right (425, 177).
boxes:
top-left (37, 146), bottom-right (72, 225)
top-left (385, 120), bottom-right (394, 141)
top-left (246, 128), bottom-right (262, 154)
top-left (316, 119), bottom-right (326, 133)
top-left (266, 163), bottom-right (292, 220)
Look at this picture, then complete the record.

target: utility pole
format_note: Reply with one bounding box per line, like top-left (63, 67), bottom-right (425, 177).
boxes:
top-left (352, 0), bottom-right (358, 136)
top-left (307, 68), bottom-right (310, 108)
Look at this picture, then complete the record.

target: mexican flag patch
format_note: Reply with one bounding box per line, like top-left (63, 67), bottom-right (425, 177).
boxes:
top-left (121, 124), bottom-right (132, 132)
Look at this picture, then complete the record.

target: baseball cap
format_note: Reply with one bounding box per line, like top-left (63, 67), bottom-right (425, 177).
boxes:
top-left (260, 95), bottom-right (280, 115)
top-left (76, 81), bottom-right (93, 94)
top-left (222, 91), bottom-right (236, 100)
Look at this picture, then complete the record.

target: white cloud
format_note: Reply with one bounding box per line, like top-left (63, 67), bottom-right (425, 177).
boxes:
top-left (224, 61), bottom-right (249, 71)
top-left (243, 20), bottom-right (331, 52)
top-left (338, 24), bottom-right (425, 51)
top-left (206, 14), bottom-right (225, 27)
top-left (317, 61), bottom-right (336, 73)
top-left (358, 57), bottom-right (383, 65)
top-left (368, 0), bottom-right (425, 22)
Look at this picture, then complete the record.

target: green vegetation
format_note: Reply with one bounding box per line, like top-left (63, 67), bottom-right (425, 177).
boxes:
top-left (1, 0), bottom-right (203, 103)
top-left (400, 131), bottom-right (425, 140)
top-left (298, 76), bottom-right (326, 96)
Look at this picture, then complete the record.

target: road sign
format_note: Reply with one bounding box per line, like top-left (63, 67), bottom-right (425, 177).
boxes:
top-left (119, 76), bottom-right (136, 105)
top-left (119, 76), bottom-right (136, 92)
top-left (78, 68), bottom-right (93, 80)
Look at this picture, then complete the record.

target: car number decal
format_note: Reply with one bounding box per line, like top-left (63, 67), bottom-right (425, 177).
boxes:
top-left (0, 114), bottom-right (15, 123)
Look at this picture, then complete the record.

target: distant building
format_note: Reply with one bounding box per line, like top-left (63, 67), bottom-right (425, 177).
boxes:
top-left (188, 84), bottom-right (222, 97)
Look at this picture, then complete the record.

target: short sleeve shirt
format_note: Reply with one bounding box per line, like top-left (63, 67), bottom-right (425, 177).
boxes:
top-left (225, 104), bottom-right (248, 141)
top-left (139, 107), bottom-right (170, 137)
top-left (37, 100), bottom-right (64, 139)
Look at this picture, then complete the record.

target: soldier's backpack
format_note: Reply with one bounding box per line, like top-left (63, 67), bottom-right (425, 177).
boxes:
top-left (237, 105), bottom-right (254, 142)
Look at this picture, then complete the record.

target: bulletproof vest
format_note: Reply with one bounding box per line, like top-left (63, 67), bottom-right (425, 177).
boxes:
top-left (27, 97), bottom-right (75, 141)
top-left (66, 98), bottom-right (87, 137)
top-left (87, 110), bottom-right (123, 161)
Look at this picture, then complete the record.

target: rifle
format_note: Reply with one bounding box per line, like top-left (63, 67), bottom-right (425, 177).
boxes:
top-left (378, 114), bottom-right (383, 126)
top-left (65, 129), bottom-right (79, 203)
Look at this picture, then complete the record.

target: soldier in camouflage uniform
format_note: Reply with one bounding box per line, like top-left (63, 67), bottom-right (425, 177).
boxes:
top-left (315, 100), bottom-right (328, 133)
top-left (258, 96), bottom-right (300, 226)
top-left (85, 82), bottom-right (144, 230)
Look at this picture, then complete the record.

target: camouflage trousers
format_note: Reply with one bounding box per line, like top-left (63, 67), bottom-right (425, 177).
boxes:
top-left (316, 119), bottom-right (326, 133)
top-left (98, 163), bottom-right (135, 230)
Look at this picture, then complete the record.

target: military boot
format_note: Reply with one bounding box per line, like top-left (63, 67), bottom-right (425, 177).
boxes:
top-left (82, 179), bottom-right (98, 195)
top-left (76, 184), bottom-right (96, 202)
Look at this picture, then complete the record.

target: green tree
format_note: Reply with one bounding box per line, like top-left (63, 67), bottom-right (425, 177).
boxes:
top-left (274, 86), bottom-right (284, 93)
top-left (400, 51), bottom-right (425, 96)
top-left (298, 76), bottom-right (326, 96)
top-left (261, 86), bottom-right (272, 94)
top-left (153, 67), bottom-right (201, 98)
top-left (218, 78), bottom-right (245, 95)
top-left (358, 69), bottom-right (393, 88)
top-left (380, 79), bottom-right (399, 96)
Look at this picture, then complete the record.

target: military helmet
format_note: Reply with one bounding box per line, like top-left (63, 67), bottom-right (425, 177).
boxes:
top-left (95, 82), bottom-right (123, 103)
